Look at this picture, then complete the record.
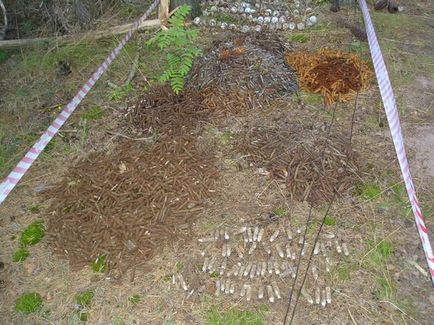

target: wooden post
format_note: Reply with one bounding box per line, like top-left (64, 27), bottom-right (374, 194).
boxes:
top-left (159, 0), bottom-right (170, 26)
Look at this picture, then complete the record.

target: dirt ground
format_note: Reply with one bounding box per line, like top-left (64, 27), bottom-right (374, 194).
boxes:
top-left (1, 1), bottom-right (434, 325)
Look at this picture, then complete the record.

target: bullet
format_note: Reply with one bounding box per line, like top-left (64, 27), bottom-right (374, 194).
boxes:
top-left (258, 285), bottom-right (264, 299)
top-left (276, 244), bottom-right (285, 258)
top-left (270, 229), bottom-right (280, 242)
top-left (342, 243), bottom-right (349, 256)
top-left (326, 286), bottom-right (332, 304)
top-left (301, 289), bottom-right (314, 304)
top-left (215, 280), bottom-right (221, 296)
top-left (202, 257), bottom-right (209, 272)
top-left (267, 285), bottom-right (275, 303)
top-left (248, 242), bottom-right (257, 255)
top-left (253, 226), bottom-right (259, 241)
top-left (271, 281), bottom-right (281, 299)
top-left (257, 227), bottom-right (265, 242)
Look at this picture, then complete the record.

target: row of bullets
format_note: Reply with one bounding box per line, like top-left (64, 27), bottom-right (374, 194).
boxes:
top-left (215, 279), bottom-right (282, 302)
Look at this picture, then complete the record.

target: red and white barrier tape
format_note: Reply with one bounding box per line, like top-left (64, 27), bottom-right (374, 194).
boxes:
top-left (359, 0), bottom-right (434, 282)
top-left (0, 0), bottom-right (160, 205)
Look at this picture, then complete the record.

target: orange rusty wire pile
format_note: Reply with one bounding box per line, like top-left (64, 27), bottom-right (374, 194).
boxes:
top-left (285, 49), bottom-right (372, 105)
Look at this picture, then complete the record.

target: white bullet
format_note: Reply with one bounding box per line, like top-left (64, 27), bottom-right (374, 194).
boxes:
top-left (257, 227), bottom-right (265, 242)
top-left (244, 262), bottom-right (252, 277)
top-left (225, 279), bottom-right (231, 294)
top-left (261, 261), bottom-right (267, 277)
top-left (325, 257), bottom-right (331, 272)
top-left (267, 285), bottom-right (275, 303)
top-left (270, 229), bottom-right (280, 242)
top-left (335, 241), bottom-right (342, 254)
top-left (240, 283), bottom-right (247, 297)
top-left (222, 243), bottom-right (227, 257)
top-left (250, 263), bottom-right (257, 278)
top-left (301, 289), bottom-right (314, 304)
top-left (256, 262), bottom-right (262, 277)
top-left (274, 261), bottom-right (281, 275)
top-left (268, 260), bottom-right (274, 274)
top-left (253, 226), bottom-right (259, 241)
top-left (226, 243), bottom-right (231, 257)
top-left (230, 282), bottom-right (235, 294)
top-left (312, 264), bottom-right (319, 281)
top-left (246, 285), bottom-right (252, 301)
top-left (315, 287), bottom-right (321, 304)
top-left (276, 244), bottom-right (285, 258)
top-left (247, 227), bottom-right (254, 242)
top-left (263, 243), bottom-right (272, 255)
top-left (258, 285), bottom-right (264, 299)
top-left (236, 226), bottom-right (247, 235)
top-left (272, 281), bottom-right (282, 299)
top-left (248, 242), bottom-right (257, 255)
top-left (215, 280), bottom-right (221, 296)
top-left (286, 244), bottom-right (292, 258)
top-left (321, 289), bottom-right (327, 307)
top-left (314, 242), bottom-right (320, 255)
top-left (202, 257), bottom-right (209, 272)
top-left (342, 243), bottom-right (349, 256)
top-left (224, 227), bottom-right (229, 240)
top-left (326, 287), bottom-right (332, 304)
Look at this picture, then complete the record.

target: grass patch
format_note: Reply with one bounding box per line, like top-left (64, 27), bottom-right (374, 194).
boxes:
top-left (354, 182), bottom-right (382, 200)
top-left (20, 221), bottom-right (45, 246)
top-left (128, 294), bottom-right (141, 305)
top-left (206, 307), bottom-right (265, 325)
top-left (324, 215), bottom-right (336, 226)
top-left (76, 290), bottom-right (94, 308)
top-left (273, 207), bottom-right (287, 218)
top-left (15, 292), bottom-right (43, 314)
top-left (291, 34), bottom-right (310, 43)
top-left (300, 91), bottom-right (322, 105)
top-left (12, 248), bottom-right (30, 262)
top-left (0, 50), bottom-right (10, 63)
top-left (335, 263), bottom-right (350, 281)
top-left (366, 240), bottom-right (393, 267)
top-left (90, 255), bottom-right (106, 273)
top-left (376, 275), bottom-right (396, 300)
top-left (28, 205), bottom-right (41, 214)
top-left (108, 83), bottom-right (134, 101)
top-left (81, 107), bottom-right (104, 121)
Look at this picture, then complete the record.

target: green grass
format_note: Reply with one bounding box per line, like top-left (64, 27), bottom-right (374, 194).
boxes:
top-left (335, 263), bottom-right (350, 281)
top-left (376, 275), bottom-right (396, 300)
top-left (354, 182), bottom-right (382, 200)
top-left (206, 307), bottom-right (265, 325)
top-left (20, 221), bottom-right (45, 246)
top-left (291, 34), bottom-right (310, 43)
top-left (108, 83), bottom-right (134, 101)
top-left (76, 290), bottom-right (94, 308)
top-left (29, 205), bottom-right (41, 214)
top-left (12, 248), bottom-right (30, 262)
top-left (15, 292), bottom-right (43, 314)
top-left (324, 215), bottom-right (336, 226)
top-left (128, 294), bottom-right (141, 305)
top-left (81, 107), bottom-right (104, 121)
top-left (366, 240), bottom-right (394, 267)
top-left (90, 255), bottom-right (106, 273)
top-left (0, 50), bottom-right (10, 63)
top-left (273, 207), bottom-right (287, 218)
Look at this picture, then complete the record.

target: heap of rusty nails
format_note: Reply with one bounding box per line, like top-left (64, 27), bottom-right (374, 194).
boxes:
top-left (45, 137), bottom-right (218, 275)
top-left (239, 125), bottom-right (360, 204)
top-left (285, 49), bottom-right (371, 105)
top-left (188, 33), bottom-right (298, 106)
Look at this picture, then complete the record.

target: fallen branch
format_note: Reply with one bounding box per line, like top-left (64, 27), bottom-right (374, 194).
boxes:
top-left (0, 18), bottom-right (160, 50)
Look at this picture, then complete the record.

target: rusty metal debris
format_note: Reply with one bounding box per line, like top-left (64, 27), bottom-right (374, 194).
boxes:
top-left (285, 49), bottom-right (372, 105)
top-left (239, 125), bottom-right (360, 204)
top-left (45, 137), bottom-right (218, 274)
top-left (188, 33), bottom-right (298, 105)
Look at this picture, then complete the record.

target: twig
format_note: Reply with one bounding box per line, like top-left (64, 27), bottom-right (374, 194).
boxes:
top-left (124, 50), bottom-right (140, 86)
top-left (106, 130), bottom-right (155, 141)
top-left (348, 308), bottom-right (358, 325)
top-left (360, 227), bottom-right (401, 264)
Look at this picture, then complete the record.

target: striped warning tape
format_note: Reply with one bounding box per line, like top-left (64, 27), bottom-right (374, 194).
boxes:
top-left (0, 0), bottom-right (160, 205)
top-left (359, 0), bottom-right (434, 283)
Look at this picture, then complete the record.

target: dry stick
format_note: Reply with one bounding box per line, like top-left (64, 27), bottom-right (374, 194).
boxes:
top-left (283, 101), bottom-right (339, 324)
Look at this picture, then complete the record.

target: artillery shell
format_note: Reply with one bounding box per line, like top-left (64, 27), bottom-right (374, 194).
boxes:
top-left (286, 244), bottom-right (292, 258)
top-left (342, 243), bottom-right (349, 256)
top-left (222, 243), bottom-right (227, 257)
top-left (240, 284), bottom-right (247, 297)
top-left (263, 243), bottom-right (271, 255)
top-left (320, 242), bottom-right (327, 256)
top-left (257, 227), bottom-right (265, 242)
top-left (225, 279), bottom-right (231, 294)
top-left (268, 260), bottom-right (274, 274)
top-left (224, 227), bottom-right (229, 240)
top-left (274, 261), bottom-right (281, 275)
top-left (220, 279), bottom-right (225, 292)
top-left (220, 258), bottom-right (227, 275)
top-left (226, 243), bottom-right (231, 257)
top-left (301, 289), bottom-right (314, 304)
top-left (202, 257), bottom-right (209, 272)
top-left (335, 241), bottom-right (342, 254)
top-left (291, 252), bottom-right (297, 260)
top-left (214, 229), bottom-right (219, 241)
top-left (198, 237), bottom-right (215, 243)
top-left (253, 226), bottom-right (259, 241)
top-left (321, 289), bottom-right (327, 307)
top-left (271, 281), bottom-right (281, 299)
top-left (238, 264), bottom-right (246, 277)
top-left (325, 257), bottom-right (331, 272)
top-left (276, 244), bottom-right (285, 258)
top-left (230, 282), bottom-right (235, 294)
top-left (248, 242), bottom-right (257, 255)
top-left (270, 229), bottom-right (280, 242)
top-left (208, 257), bottom-right (216, 272)
top-left (235, 244), bottom-right (244, 258)
top-left (298, 236), bottom-right (304, 245)
top-left (312, 264), bottom-right (319, 281)
top-left (247, 227), bottom-right (254, 242)
top-left (326, 286), bottom-right (332, 304)
top-left (246, 285), bottom-right (252, 301)
top-left (267, 285), bottom-right (275, 303)
top-left (243, 229), bottom-right (249, 243)
top-left (236, 226), bottom-right (247, 235)
top-left (286, 226), bottom-right (293, 240)
top-left (178, 274), bottom-right (188, 291)
top-left (301, 244), bottom-right (307, 256)
top-left (258, 285), bottom-right (264, 299)
top-left (315, 287), bottom-right (321, 304)
top-left (244, 262), bottom-right (252, 277)
top-left (314, 242), bottom-right (320, 255)
top-left (215, 280), bottom-right (221, 296)
top-left (323, 232), bottom-right (335, 239)
top-left (261, 261), bottom-right (267, 277)
top-left (256, 262), bottom-right (262, 277)
top-left (250, 263), bottom-right (257, 278)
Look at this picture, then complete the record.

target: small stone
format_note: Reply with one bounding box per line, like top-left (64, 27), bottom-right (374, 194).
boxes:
top-left (297, 23), bottom-right (305, 30)
top-left (23, 259), bottom-right (36, 275)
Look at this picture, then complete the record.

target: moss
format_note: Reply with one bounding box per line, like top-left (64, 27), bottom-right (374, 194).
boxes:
top-left (354, 182), bottom-right (382, 200)
top-left (206, 307), bottom-right (265, 325)
top-left (273, 207), bottom-right (287, 218)
top-left (324, 215), bottom-right (336, 226)
top-left (15, 292), bottom-right (43, 314)
top-left (291, 34), bottom-right (310, 43)
top-left (128, 294), bottom-right (141, 304)
top-left (90, 255), bottom-right (106, 273)
top-left (12, 248), bottom-right (30, 262)
top-left (20, 221), bottom-right (45, 246)
top-left (81, 107), bottom-right (104, 121)
top-left (376, 275), bottom-right (396, 300)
